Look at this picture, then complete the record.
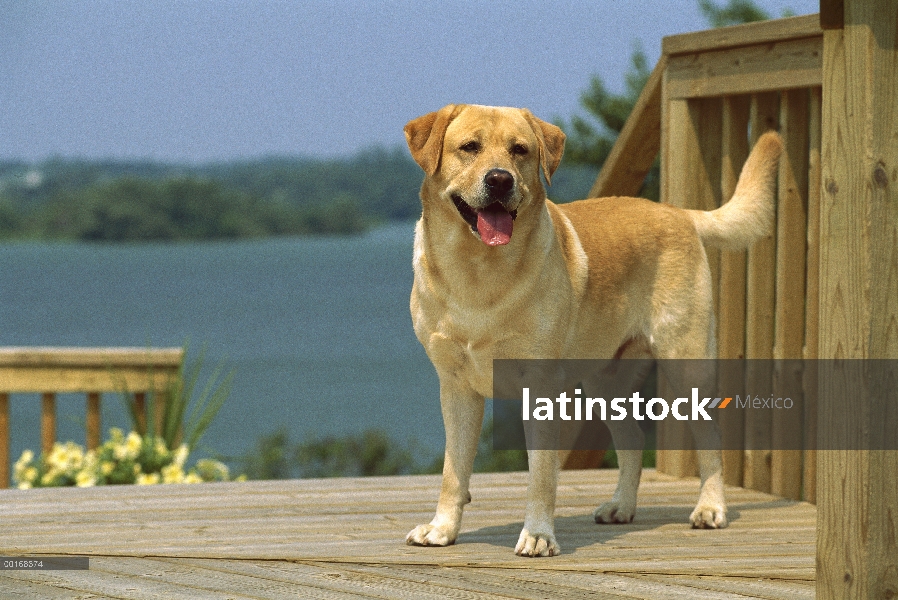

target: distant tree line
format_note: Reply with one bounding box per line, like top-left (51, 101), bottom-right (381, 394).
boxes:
top-left (231, 418), bottom-right (532, 480)
top-left (0, 149), bottom-right (416, 241)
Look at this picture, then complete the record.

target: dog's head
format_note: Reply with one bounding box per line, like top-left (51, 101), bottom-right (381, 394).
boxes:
top-left (405, 105), bottom-right (565, 246)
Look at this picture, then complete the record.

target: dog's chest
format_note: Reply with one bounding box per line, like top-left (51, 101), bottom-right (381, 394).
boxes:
top-left (422, 328), bottom-right (517, 396)
top-left (413, 294), bottom-right (565, 396)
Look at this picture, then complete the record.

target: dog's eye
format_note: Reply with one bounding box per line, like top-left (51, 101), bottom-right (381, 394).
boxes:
top-left (460, 141), bottom-right (481, 153)
top-left (511, 144), bottom-right (529, 156)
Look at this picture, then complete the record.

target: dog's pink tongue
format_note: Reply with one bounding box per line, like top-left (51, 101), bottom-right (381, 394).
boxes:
top-left (477, 209), bottom-right (513, 246)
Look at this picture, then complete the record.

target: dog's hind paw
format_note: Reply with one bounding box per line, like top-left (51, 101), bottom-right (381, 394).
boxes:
top-left (593, 501), bottom-right (636, 524)
top-left (514, 528), bottom-right (560, 557)
top-left (689, 503), bottom-right (728, 529)
top-left (405, 523), bottom-right (456, 547)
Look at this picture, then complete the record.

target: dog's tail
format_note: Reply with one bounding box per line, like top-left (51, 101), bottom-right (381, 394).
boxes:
top-left (688, 131), bottom-right (783, 250)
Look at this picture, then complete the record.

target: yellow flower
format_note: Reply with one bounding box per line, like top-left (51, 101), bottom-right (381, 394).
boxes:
top-left (17, 481), bottom-right (32, 490)
top-left (161, 464), bottom-right (185, 484)
top-left (173, 445), bottom-right (189, 469)
top-left (82, 450), bottom-right (98, 469)
top-left (48, 442), bottom-right (83, 471)
top-left (40, 469), bottom-right (59, 486)
top-left (124, 432), bottom-right (143, 460)
top-left (75, 471), bottom-right (96, 487)
top-left (14, 449), bottom-right (34, 468)
top-left (21, 466), bottom-right (38, 483)
top-left (112, 442), bottom-right (128, 461)
top-left (183, 472), bottom-right (203, 484)
top-left (154, 438), bottom-right (168, 457)
top-left (101, 461), bottom-right (115, 476)
top-left (13, 450), bottom-right (34, 481)
top-left (136, 473), bottom-right (160, 485)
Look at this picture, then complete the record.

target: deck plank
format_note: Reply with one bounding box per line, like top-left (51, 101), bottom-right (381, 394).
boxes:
top-left (0, 469), bottom-right (815, 597)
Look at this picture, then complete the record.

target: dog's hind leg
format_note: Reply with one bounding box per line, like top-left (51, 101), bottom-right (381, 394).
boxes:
top-left (406, 382), bottom-right (483, 547)
top-left (651, 269), bottom-right (728, 529)
top-left (658, 358), bottom-right (728, 529)
top-left (688, 418), bottom-right (728, 528)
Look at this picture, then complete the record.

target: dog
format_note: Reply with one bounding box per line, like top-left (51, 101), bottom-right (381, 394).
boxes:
top-left (403, 104), bottom-right (782, 556)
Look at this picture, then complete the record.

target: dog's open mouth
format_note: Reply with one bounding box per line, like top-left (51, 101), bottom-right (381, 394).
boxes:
top-left (452, 195), bottom-right (517, 246)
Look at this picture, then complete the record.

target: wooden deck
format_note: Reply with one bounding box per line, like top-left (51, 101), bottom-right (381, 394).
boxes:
top-left (0, 469), bottom-right (815, 599)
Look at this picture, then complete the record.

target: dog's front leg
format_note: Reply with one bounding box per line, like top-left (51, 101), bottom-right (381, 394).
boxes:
top-left (406, 382), bottom-right (483, 547)
top-left (594, 418), bottom-right (645, 524)
top-left (516, 429), bottom-right (561, 556)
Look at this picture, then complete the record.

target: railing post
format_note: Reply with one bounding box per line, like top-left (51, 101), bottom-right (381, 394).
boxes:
top-left (718, 94), bottom-right (751, 488)
top-left (86, 392), bottom-right (101, 450)
top-left (770, 88), bottom-right (810, 501)
top-left (818, 0), bottom-right (898, 594)
top-left (802, 86), bottom-right (822, 505)
top-left (0, 347), bottom-right (184, 488)
top-left (41, 392), bottom-right (56, 456)
top-left (0, 393), bottom-right (8, 488)
top-left (153, 386), bottom-right (167, 439)
top-left (134, 392), bottom-right (147, 435)
top-left (742, 92), bottom-right (779, 494)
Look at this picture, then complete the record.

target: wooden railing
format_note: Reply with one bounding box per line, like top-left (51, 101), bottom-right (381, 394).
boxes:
top-left (0, 347), bottom-right (184, 488)
top-left (590, 14), bottom-right (823, 502)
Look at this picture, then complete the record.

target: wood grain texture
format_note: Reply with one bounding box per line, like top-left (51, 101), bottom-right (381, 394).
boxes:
top-left (655, 97), bottom-right (693, 478)
top-left (0, 470), bottom-right (816, 597)
top-left (0, 347), bottom-right (183, 393)
top-left (663, 14), bottom-right (821, 55)
top-left (86, 392), bottom-right (101, 451)
top-left (40, 392), bottom-right (56, 457)
top-left (0, 368), bottom-right (179, 394)
top-left (658, 94), bottom-right (723, 481)
top-left (667, 36), bottom-right (822, 100)
top-left (0, 393), bottom-right (8, 490)
top-left (718, 95), bottom-right (751, 488)
top-left (818, 0), bottom-right (898, 595)
top-left (802, 87), bottom-right (821, 506)
top-left (771, 88), bottom-right (809, 501)
top-left (742, 93), bottom-right (780, 494)
top-left (0, 347), bottom-right (184, 367)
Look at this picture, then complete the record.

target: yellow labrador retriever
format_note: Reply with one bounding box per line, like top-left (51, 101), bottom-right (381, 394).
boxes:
top-left (403, 104), bottom-right (782, 556)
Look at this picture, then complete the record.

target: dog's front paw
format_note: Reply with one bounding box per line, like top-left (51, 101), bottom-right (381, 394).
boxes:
top-left (593, 500), bottom-right (636, 524)
top-left (514, 528), bottom-right (560, 557)
top-left (406, 523), bottom-right (456, 547)
top-left (689, 503), bottom-right (728, 529)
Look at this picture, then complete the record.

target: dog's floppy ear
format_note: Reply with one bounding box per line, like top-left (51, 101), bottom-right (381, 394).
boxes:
top-left (404, 104), bottom-right (465, 176)
top-left (522, 110), bottom-right (566, 185)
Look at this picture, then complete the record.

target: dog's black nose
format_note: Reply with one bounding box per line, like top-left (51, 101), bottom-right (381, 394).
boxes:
top-left (485, 169), bottom-right (514, 197)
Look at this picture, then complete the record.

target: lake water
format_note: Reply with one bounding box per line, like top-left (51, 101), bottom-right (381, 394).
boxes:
top-left (0, 222), bottom-right (445, 468)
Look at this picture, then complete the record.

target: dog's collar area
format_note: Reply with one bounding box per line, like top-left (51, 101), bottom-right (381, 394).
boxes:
top-left (451, 194), bottom-right (517, 233)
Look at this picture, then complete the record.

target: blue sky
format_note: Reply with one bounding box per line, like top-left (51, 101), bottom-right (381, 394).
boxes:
top-left (1, 0), bottom-right (818, 162)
